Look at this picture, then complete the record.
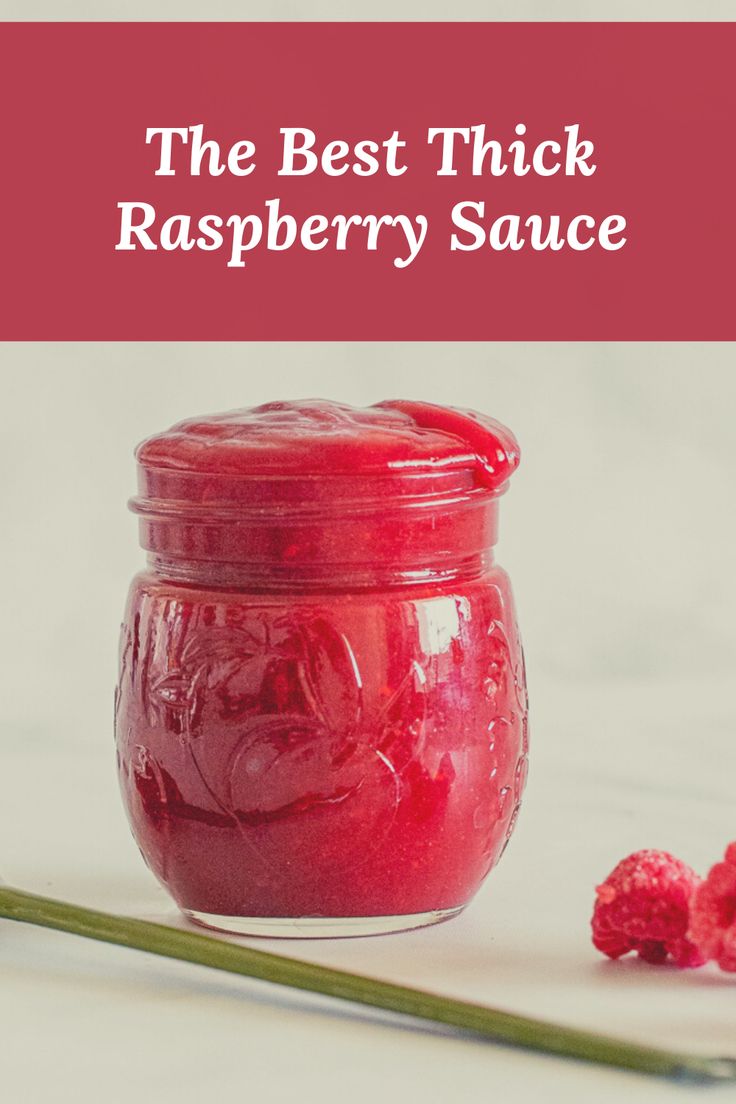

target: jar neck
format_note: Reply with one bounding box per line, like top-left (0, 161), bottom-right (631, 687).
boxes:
top-left (145, 547), bottom-right (496, 592)
top-left (133, 478), bottom-right (503, 594)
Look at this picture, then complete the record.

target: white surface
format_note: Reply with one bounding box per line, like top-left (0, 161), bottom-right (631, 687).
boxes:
top-left (1, 343), bottom-right (736, 1101)
top-left (2, 678), bottom-right (735, 1103)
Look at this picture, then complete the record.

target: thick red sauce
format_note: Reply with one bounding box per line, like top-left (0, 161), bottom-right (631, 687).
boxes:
top-left (115, 400), bottom-right (527, 927)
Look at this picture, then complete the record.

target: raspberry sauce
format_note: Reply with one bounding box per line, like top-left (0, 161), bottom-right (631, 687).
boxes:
top-left (115, 400), bottom-right (528, 936)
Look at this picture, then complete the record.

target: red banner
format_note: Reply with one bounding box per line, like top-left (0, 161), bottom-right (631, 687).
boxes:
top-left (0, 22), bottom-right (734, 339)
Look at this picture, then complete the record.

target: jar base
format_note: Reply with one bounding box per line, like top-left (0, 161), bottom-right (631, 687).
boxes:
top-left (184, 906), bottom-right (465, 939)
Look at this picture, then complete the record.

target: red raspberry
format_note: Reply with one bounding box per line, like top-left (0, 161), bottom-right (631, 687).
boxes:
top-left (591, 850), bottom-right (705, 968)
top-left (688, 842), bottom-right (736, 971)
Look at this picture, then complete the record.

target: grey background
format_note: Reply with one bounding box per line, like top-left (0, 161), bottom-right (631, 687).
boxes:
top-left (1, 0), bottom-right (734, 18)
top-left (2, 341), bottom-right (734, 749)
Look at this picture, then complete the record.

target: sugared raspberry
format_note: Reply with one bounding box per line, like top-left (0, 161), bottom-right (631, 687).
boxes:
top-left (592, 850), bottom-right (705, 968)
top-left (688, 842), bottom-right (736, 971)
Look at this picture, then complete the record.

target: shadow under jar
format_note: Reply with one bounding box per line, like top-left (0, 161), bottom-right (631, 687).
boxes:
top-left (115, 399), bottom-right (528, 937)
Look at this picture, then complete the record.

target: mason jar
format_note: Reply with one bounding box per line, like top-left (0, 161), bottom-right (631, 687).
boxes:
top-left (115, 399), bottom-right (528, 937)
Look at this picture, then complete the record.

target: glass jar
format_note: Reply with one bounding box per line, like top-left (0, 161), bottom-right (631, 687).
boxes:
top-left (115, 399), bottom-right (528, 937)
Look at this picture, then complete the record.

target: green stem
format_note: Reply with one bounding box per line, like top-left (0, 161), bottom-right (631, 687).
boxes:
top-left (0, 885), bottom-right (732, 1082)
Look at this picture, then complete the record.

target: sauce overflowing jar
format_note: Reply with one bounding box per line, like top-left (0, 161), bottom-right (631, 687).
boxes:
top-left (115, 400), bottom-right (528, 936)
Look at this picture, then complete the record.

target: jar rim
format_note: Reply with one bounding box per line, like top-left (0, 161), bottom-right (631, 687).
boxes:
top-left (130, 474), bottom-right (507, 525)
top-left (130, 400), bottom-right (516, 583)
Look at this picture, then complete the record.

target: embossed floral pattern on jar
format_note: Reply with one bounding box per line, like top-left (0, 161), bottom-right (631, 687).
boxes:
top-left (115, 400), bottom-right (528, 936)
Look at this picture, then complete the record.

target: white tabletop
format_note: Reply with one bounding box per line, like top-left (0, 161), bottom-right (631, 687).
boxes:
top-left (2, 674), bottom-right (733, 1104)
